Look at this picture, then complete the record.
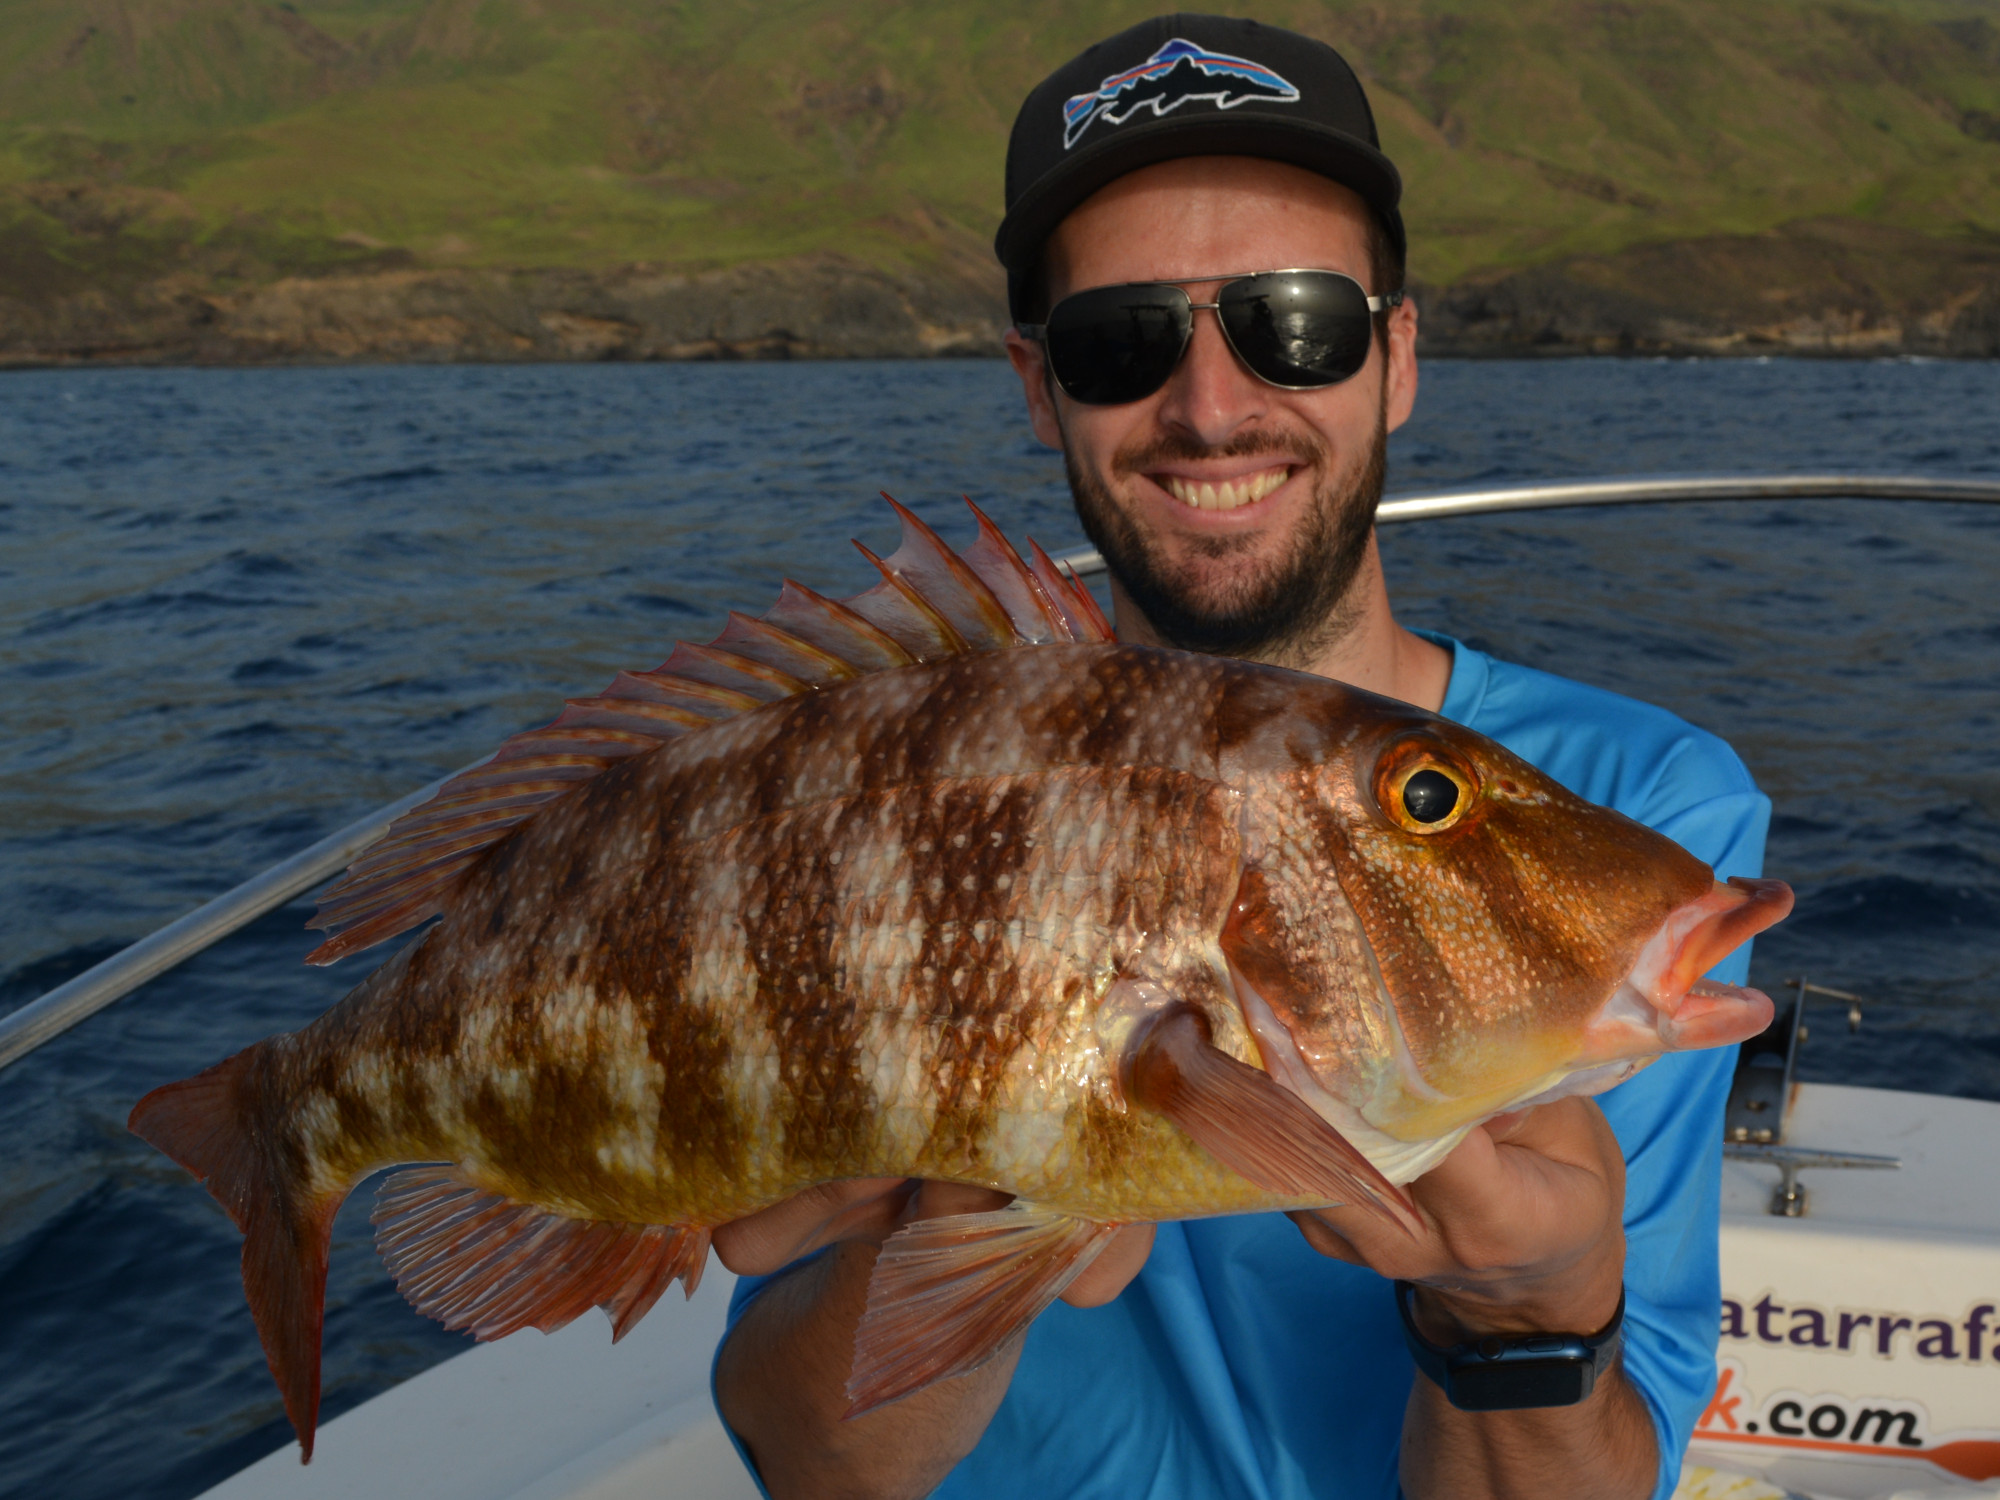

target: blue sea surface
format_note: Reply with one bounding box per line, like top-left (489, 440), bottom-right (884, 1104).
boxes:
top-left (1, 357), bottom-right (1997, 1499)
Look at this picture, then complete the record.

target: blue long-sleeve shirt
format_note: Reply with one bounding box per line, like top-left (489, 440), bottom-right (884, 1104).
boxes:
top-left (721, 633), bottom-right (1770, 1500)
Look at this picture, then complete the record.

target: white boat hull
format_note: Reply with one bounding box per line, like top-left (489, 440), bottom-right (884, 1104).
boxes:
top-left (204, 1082), bottom-right (2000, 1500)
top-left (200, 1266), bottom-right (759, 1500)
top-left (1685, 1085), bottom-right (2000, 1499)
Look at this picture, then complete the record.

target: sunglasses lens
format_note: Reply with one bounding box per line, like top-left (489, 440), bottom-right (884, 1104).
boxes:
top-left (1044, 284), bottom-right (1191, 405)
top-left (1218, 272), bottom-right (1376, 388)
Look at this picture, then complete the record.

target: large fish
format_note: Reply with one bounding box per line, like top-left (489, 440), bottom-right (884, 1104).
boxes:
top-left (130, 500), bottom-right (1790, 1459)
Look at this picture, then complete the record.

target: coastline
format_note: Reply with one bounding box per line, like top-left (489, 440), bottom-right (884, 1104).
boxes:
top-left (4, 221), bottom-right (1997, 368)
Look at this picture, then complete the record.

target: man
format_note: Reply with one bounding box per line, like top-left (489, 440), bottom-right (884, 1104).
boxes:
top-left (712, 16), bottom-right (1767, 1499)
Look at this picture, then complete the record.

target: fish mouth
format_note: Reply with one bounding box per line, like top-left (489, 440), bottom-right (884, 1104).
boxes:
top-left (1618, 877), bottom-right (1793, 1050)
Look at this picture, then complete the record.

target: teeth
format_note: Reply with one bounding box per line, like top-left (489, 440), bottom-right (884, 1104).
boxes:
top-left (1163, 467), bottom-right (1288, 510)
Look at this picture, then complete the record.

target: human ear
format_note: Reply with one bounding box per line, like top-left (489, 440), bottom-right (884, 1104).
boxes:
top-left (1004, 328), bottom-right (1066, 450)
top-left (1382, 297), bottom-right (1420, 435)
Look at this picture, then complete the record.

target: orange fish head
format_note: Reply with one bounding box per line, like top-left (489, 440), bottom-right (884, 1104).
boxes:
top-left (1230, 710), bottom-right (1790, 1151)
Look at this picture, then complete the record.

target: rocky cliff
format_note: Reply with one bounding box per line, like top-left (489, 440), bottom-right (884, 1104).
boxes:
top-left (1418, 220), bottom-right (2000, 358)
top-left (0, 252), bottom-right (1012, 366)
top-left (6, 0), bottom-right (1999, 367)
top-left (7, 216), bottom-right (1997, 366)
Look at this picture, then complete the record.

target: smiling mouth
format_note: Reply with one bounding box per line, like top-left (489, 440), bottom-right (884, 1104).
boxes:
top-left (1160, 466), bottom-right (1289, 511)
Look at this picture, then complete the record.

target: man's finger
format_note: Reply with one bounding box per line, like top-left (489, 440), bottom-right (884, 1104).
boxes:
top-left (901, 1180), bottom-right (1015, 1224)
top-left (1469, 1097), bottom-right (1621, 1172)
top-left (1411, 1098), bottom-right (1622, 1249)
top-left (1286, 1209), bottom-right (1366, 1266)
top-left (1061, 1222), bottom-right (1156, 1306)
top-left (712, 1177), bottom-right (914, 1274)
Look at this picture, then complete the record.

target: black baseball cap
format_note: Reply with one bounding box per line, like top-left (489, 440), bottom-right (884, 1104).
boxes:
top-left (995, 14), bottom-right (1404, 322)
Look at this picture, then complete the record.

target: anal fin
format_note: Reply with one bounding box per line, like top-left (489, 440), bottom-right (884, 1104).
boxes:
top-left (1125, 1006), bottom-right (1421, 1235)
top-left (845, 1203), bottom-right (1117, 1418)
top-left (371, 1166), bottom-right (709, 1343)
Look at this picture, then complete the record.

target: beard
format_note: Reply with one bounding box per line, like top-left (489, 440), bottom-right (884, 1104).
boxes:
top-left (1063, 406), bottom-right (1388, 670)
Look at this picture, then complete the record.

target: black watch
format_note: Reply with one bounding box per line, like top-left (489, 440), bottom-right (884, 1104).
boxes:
top-left (1394, 1281), bottom-right (1625, 1412)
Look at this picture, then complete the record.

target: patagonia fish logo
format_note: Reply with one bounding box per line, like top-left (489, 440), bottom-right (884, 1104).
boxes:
top-left (1061, 38), bottom-right (1300, 150)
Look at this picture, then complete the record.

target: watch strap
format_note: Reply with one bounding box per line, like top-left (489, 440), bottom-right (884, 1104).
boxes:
top-left (1395, 1280), bottom-right (1625, 1412)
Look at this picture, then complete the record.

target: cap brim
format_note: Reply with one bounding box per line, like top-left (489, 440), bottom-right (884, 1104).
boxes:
top-left (995, 113), bottom-right (1405, 272)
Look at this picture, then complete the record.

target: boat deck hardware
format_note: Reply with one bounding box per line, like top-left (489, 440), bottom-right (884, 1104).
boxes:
top-left (1722, 976), bottom-right (1872, 1145)
top-left (1722, 1142), bottom-right (1901, 1218)
top-left (1790, 978), bottom-right (1867, 1035)
top-left (7, 472), bottom-right (1997, 1075)
top-left (1724, 982), bottom-right (1808, 1145)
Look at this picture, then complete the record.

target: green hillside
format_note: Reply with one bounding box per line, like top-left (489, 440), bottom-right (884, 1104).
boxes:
top-left (4, 0), bottom-right (2000, 349)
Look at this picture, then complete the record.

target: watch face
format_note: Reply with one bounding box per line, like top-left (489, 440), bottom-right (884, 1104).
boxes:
top-left (1450, 1359), bottom-right (1592, 1412)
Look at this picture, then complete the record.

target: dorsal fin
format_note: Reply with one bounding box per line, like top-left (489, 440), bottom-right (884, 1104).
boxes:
top-left (305, 499), bottom-right (1112, 964)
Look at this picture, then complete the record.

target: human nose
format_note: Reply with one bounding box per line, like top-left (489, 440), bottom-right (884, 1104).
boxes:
top-left (1152, 302), bottom-right (1270, 446)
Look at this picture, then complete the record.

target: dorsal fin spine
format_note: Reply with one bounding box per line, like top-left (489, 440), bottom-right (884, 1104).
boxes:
top-left (312, 862), bottom-right (480, 946)
top-left (346, 802), bottom-right (553, 858)
top-left (880, 495), bottom-right (1021, 646)
top-left (1062, 564), bottom-right (1115, 639)
top-left (853, 539), bottom-right (970, 658)
top-left (550, 699), bottom-right (723, 737)
top-left (490, 731), bottom-right (656, 761)
top-left (450, 755), bottom-right (603, 780)
top-left (621, 672), bottom-right (763, 716)
top-left (763, 580), bottom-right (914, 671)
top-left (961, 499), bottom-right (1070, 642)
top-left (1026, 537), bottom-right (1115, 643)
top-left (651, 645), bottom-right (784, 702)
top-left (596, 672), bottom-right (738, 720)
top-left (667, 641), bottom-right (809, 697)
top-left (308, 503), bottom-right (1101, 964)
top-left (345, 822), bottom-right (538, 885)
top-left (713, 612), bottom-right (858, 684)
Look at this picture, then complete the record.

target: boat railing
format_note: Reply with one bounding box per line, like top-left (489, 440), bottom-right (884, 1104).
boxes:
top-left (5, 471), bottom-right (1998, 1073)
top-left (1055, 471), bottom-right (2000, 577)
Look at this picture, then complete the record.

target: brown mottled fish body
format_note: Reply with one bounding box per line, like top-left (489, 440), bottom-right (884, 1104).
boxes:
top-left (284, 646), bottom-right (1295, 1226)
top-left (131, 502), bottom-right (1791, 1458)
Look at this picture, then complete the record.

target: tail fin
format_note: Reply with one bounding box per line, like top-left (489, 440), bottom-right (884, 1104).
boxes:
top-left (129, 1046), bottom-right (343, 1462)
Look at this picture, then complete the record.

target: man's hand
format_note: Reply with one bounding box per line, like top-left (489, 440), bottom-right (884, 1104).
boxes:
top-left (1288, 1096), bottom-right (1656, 1500)
top-left (710, 1180), bottom-right (1154, 1500)
top-left (1290, 1095), bottom-right (1626, 1337)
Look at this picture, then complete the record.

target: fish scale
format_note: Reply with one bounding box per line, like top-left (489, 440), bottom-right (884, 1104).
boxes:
top-left (130, 498), bottom-right (1791, 1453)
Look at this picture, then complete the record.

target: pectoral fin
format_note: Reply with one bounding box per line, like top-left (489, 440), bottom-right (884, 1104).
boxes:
top-left (1125, 1005), bottom-right (1420, 1235)
top-left (845, 1203), bottom-right (1118, 1418)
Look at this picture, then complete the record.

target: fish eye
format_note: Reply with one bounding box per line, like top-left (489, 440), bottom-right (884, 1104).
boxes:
top-left (1378, 754), bottom-right (1475, 834)
top-left (1402, 769), bottom-right (1459, 824)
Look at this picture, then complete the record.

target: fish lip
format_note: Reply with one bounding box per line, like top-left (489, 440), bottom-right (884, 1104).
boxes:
top-left (1647, 877), bottom-right (1794, 1009)
top-left (1676, 973), bottom-right (1773, 1017)
top-left (1617, 877), bottom-right (1793, 1048)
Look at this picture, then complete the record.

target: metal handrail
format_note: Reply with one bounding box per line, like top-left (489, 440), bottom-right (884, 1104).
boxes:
top-left (1054, 472), bottom-right (2000, 577)
top-left (0, 769), bottom-right (477, 1070)
top-left (5, 471), bottom-right (1997, 1072)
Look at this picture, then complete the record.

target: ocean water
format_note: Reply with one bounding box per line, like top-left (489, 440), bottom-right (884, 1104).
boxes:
top-left (2, 357), bottom-right (1997, 1499)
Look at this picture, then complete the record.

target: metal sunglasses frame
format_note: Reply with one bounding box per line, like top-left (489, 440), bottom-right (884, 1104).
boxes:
top-left (1017, 268), bottom-right (1407, 398)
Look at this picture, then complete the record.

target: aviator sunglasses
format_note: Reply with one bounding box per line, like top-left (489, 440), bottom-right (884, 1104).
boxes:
top-left (1020, 269), bottom-right (1404, 407)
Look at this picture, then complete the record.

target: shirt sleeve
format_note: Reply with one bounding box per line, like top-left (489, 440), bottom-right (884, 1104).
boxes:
top-left (1601, 780), bottom-right (1770, 1500)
